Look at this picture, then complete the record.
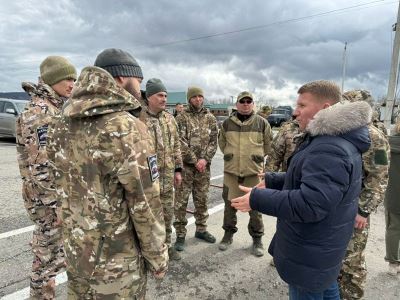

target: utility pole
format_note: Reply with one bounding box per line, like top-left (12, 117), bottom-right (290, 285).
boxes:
top-left (341, 42), bottom-right (347, 93)
top-left (384, 1), bottom-right (400, 129)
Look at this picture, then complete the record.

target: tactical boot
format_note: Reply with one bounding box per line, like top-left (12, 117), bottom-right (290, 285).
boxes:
top-left (388, 263), bottom-right (400, 276)
top-left (218, 231), bottom-right (233, 251)
top-left (252, 237), bottom-right (264, 257)
top-left (168, 247), bottom-right (182, 261)
top-left (195, 231), bottom-right (216, 243)
top-left (174, 236), bottom-right (185, 251)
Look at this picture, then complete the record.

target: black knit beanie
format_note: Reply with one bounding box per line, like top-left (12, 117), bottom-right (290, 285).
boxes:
top-left (94, 48), bottom-right (143, 79)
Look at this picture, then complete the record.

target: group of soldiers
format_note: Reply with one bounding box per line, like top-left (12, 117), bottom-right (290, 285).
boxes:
top-left (15, 47), bottom-right (391, 299)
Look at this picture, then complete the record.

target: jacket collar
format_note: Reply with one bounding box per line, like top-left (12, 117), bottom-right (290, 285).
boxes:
top-left (306, 101), bottom-right (372, 136)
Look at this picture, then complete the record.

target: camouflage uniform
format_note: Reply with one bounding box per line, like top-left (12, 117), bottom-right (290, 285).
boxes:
top-left (257, 105), bottom-right (272, 119)
top-left (339, 90), bottom-right (390, 300)
top-left (46, 66), bottom-right (168, 299)
top-left (173, 104), bottom-right (218, 237)
top-left (16, 81), bottom-right (65, 300)
top-left (218, 111), bottom-right (272, 237)
top-left (266, 120), bottom-right (301, 172)
top-left (372, 111), bottom-right (388, 135)
top-left (140, 106), bottom-right (182, 246)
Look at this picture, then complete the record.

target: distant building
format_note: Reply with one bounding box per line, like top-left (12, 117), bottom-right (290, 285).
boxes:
top-left (166, 92), bottom-right (232, 116)
top-left (208, 103), bottom-right (231, 116)
top-left (167, 92), bottom-right (187, 114)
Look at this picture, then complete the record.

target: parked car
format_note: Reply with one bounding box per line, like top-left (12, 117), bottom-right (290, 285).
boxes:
top-left (0, 98), bottom-right (28, 137)
top-left (267, 108), bottom-right (292, 127)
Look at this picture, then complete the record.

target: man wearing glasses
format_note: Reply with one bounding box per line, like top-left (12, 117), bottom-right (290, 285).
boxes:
top-left (218, 91), bottom-right (272, 256)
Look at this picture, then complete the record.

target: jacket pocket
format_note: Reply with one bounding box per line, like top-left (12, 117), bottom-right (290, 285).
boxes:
top-left (251, 155), bottom-right (264, 164)
top-left (224, 153), bottom-right (233, 161)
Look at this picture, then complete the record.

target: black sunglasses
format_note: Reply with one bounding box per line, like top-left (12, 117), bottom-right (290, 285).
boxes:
top-left (238, 99), bottom-right (253, 104)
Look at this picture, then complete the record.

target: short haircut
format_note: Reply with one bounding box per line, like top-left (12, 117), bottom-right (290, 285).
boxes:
top-left (298, 80), bottom-right (341, 104)
top-left (176, 103), bottom-right (182, 106)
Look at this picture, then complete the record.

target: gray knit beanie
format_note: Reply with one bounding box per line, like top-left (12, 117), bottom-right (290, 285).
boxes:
top-left (94, 48), bottom-right (143, 79)
top-left (146, 78), bottom-right (167, 98)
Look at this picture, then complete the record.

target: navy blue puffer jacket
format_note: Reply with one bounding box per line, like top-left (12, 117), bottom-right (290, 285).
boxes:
top-left (250, 101), bottom-right (371, 292)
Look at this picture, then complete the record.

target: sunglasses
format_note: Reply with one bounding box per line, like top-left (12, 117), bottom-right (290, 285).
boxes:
top-left (238, 99), bottom-right (253, 104)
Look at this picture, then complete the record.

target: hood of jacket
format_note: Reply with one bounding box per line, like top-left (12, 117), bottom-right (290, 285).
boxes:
top-left (21, 80), bottom-right (64, 108)
top-left (307, 101), bottom-right (372, 153)
top-left (61, 66), bottom-right (141, 118)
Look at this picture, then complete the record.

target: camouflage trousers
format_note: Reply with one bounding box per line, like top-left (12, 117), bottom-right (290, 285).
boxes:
top-left (222, 173), bottom-right (264, 238)
top-left (30, 216), bottom-right (65, 299)
top-left (338, 220), bottom-right (369, 300)
top-left (173, 164), bottom-right (210, 237)
top-left (161, 188), bottom-right (175, 246)
top-left (66, 265), bottom-right (147, 300)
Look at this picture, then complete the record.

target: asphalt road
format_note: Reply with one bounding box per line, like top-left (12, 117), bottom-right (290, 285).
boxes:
top-left (0, 137), bottom-right (399, 299)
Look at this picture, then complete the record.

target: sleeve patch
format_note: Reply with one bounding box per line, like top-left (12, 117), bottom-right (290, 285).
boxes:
top-left (147, 154), bottom-right (160, 182)
top-left (36, 125), bottom-right (49, 147)
top-left (374, 149), bottom-right (388, 165)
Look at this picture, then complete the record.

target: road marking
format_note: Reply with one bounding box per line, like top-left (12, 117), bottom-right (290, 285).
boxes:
top-left (0, 225), bottom-right (35, 240)
top-left (0, 174), bottom-right (224, 242)
top-left (1, 203), bottom-right (225, 300)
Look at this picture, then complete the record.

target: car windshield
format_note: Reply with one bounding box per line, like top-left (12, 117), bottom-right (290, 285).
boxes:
top-left (15, 102), bottom-right (27, 112)
top-left (272, 109), bottom-right (287, 115)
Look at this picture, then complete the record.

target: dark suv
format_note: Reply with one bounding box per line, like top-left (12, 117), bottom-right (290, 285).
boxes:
top-left (267, 108), bottom-right (292, 127)
top-left (0, 98), bottom-right (28, 137)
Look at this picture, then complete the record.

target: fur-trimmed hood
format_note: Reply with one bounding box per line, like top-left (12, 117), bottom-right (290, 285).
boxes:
top-left (307, 101), bottom-right (372, 136)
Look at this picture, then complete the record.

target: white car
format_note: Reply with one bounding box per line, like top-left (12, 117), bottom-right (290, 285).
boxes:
top-left (0, 98), bottom-right (28, 137)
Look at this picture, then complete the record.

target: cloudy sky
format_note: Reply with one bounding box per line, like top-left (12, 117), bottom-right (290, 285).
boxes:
top-left (0, 0), bottom-right (398, 106)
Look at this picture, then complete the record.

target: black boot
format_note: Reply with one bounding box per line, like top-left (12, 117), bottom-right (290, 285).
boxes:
top-left (219, 231), bottom-right (233, 251)
top-left (252, 237), bottom-right (264, 257)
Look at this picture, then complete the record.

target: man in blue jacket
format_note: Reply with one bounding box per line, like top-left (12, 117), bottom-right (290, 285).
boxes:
top-left (232, 80), bottom-right (371, 300)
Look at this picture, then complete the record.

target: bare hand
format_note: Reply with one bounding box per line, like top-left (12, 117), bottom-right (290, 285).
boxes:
top-left (174, 172), bottom-right (182, 187)
top-left (354, 214), bottom-right (368, 229)
top-left (231, 186), bottom-right (252, 212)
top-left (195, 159), bottom-right (207, 173)
top-left (255, 179), bottom-right (266, 189)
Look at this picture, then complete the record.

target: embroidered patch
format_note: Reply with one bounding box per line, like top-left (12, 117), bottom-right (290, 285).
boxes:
top-left (374, 149), bottom-right (388, 165)
top-left (147, 154), bottom-right (160, 182)
top-left (36, 125), bottom-right (49, 147)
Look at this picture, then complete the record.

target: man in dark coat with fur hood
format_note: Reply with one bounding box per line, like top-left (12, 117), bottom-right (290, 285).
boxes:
top-left (232, 80), bottom-right (371, 299)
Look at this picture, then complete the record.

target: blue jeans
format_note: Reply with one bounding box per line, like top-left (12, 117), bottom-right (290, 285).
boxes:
top-left (289, 282), bottom-right (340, 300)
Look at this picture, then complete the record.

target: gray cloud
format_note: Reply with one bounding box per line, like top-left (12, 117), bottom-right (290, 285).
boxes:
top-left (0, 0), bottom-right (397, 105)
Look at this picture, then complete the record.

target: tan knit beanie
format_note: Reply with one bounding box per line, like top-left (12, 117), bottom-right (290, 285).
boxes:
top-left (187, 86), bottom-right (204, 101)
top-left (40, 56), bottom-right (77, 86)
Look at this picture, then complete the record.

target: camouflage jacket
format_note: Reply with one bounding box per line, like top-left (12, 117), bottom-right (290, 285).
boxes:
top-left (373, 120), bottom-right (388, 135)
top-left (267, 121), bottom-right (302, 172)
top-left (218, 111), bottom-right (272, 176)
top-left (140, 106), bottom-right (182, 193)
top-left (46, 66), bottom-right (168, 280)
top-left (358, 124), bottom-right (390, 216)
top-left (175, 104), bottom-right (218, 165)
top-left (16, 81), bottom-right (64, 222)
